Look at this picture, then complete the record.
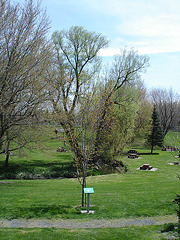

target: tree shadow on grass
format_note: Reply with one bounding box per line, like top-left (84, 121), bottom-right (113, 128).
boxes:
top-left (137, 152), bottom-right (159, 155)
top-left (0, 159), bottom-right (76, 180)
top-left (1, 204), bottom-right (80, 219)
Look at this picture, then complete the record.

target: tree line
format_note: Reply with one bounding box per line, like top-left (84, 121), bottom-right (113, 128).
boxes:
top-left (0, 0), bottom-right (180, 202)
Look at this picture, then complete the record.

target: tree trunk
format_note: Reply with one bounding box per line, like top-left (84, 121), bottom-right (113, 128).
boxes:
top-left (61, 120), bottom-right (87, 207)
top-left (94, 93), bottom-right (113, 161)
top-left (61, 121), bottom-right (83, 160)
top-left (5, 152), bottom-right (10, 167)
top-left (0, 138), bottom-right (3, 152)
top-left (151, 142), bottom-right (154, 154)
top-left (178, 204), bottom-right (180, 230)
top-left (5, 138), bottom-right (10, 167)
top-left (81, 176), bottom-right (86, 207)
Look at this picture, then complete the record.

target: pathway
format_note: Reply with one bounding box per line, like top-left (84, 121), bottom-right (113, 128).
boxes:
top-left (0, 215), bottom-right (177, 229)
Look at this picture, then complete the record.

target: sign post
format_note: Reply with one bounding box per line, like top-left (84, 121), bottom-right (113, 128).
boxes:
top-left (83, 188), bottom-right (94, 213)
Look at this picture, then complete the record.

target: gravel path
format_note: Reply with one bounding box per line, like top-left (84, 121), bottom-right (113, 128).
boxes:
top-left (0, 215), bottom-right (177, 229)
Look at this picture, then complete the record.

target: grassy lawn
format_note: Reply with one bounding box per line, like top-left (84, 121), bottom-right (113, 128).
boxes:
top-left (0, 130), bottom-right (180, 239)
top-left (0, 129), bottom-right (179, 219)
top-left (0, 148), bottom-right (179, 220)
top-left (0, 225), bottom-right (175, 240)
top-left (0, 125), bottom-right (75, 179)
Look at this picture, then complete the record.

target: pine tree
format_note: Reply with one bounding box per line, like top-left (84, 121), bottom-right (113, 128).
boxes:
top-left (148, 106), bottom-right (164, 154)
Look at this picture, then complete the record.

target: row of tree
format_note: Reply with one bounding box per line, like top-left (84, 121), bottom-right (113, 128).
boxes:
top-left (0, 1), bottom-right (180, 196)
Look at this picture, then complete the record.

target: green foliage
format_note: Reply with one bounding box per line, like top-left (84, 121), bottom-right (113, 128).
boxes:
top-left (161, 223), bottom-right (176, 232)
top-left (52, 26), bottom-right (109, 74)
top-left (134, 87), bottom-right (153, 139)
top-left (161, 223), bottom-right (180, 238)
top-left (112, 92), bottom-right (139, 154)
top-left (94, 83), bottom-right (140, 162)
top-left (147, 106), bottom-right (164, 153)
top-left (49, 32), bottom-right (149, 185)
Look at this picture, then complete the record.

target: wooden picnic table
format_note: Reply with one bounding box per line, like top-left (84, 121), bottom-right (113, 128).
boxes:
top-left (128, 153), bottom-right (138, 159)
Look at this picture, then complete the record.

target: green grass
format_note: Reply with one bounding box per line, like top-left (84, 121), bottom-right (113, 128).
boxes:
top-left (0, 225), bottom-right (177, 240)
top-left (0, 125), bottom-right (75, 179)
top-left (164, 131), bottom-right (180, 147)
top-left (0, 129), bottom-right (179, 220)
top-left (0, 150), bottom-right (179, 220)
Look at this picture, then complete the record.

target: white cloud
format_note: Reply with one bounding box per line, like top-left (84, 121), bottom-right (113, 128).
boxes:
top-left (85, 0), bottom-right (180, 55)
top-left (99, 35), bottom-right (180, 56)
top-left (116, 12), bottom-right (180, 54)
top-left (119, 14), bottom-right (180, 37)
top-left (98, 47), bottom-right (121, 57)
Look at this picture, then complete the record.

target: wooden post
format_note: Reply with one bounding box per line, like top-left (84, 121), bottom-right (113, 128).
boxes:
top-left (87, 193), bottom-right (90, 213)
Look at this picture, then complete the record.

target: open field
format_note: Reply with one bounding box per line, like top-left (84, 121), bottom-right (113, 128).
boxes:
top-left (0, 140), bottom-right (179, 219)
top-left (0, 129), bottom-right (179, 239)
top-left (0, 158), bottom-right (179, 220)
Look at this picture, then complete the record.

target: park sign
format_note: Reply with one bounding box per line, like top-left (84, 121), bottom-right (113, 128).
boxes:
top-left (84, 188), bottom-right (94, 194)
top-left (83, 188), bottom-right (94, 214)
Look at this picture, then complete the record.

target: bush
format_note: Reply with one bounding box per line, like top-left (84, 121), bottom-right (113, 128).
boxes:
top-left (161, 223), bottom-right (175, 232)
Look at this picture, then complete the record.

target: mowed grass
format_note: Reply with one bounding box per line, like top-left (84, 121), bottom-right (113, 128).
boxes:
top-left (0, 225), bottom-right (171, 240)
top-left (0, 129), bottom-right (179, 220)
top-left (0, 148), bottom-right (179, 220)
top-left (0, 125), bottom-right (75, 179)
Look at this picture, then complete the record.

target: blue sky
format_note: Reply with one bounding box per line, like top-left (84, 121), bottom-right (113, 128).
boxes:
top-left (19, 0), bottom-right (180, 94)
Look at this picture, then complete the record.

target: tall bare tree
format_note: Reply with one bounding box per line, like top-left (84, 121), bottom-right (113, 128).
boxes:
top-left (0, 0), bottom-right (51, 166)
top-left (150, 88), bottom-right (180, 136)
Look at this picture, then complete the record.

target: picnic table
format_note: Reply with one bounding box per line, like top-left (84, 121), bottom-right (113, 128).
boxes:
top-left (128, 153), bottom-right (138, 159)
top-left (128, 150), bottom-right (137, 154)
top-left (140, 164), bottom-right (153, 170)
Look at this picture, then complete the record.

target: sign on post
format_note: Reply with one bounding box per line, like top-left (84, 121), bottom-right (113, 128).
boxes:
top-left (83, 188), bottom-right (94, 213)
top-left (84, 188), bottom-right (94, 194)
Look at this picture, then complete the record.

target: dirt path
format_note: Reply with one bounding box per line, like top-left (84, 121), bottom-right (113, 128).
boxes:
top-left (0, 215), bottom-right (177, 229)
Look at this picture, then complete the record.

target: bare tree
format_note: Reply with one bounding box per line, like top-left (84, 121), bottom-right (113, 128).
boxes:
top-left (0, 0), bottom-right (51, 166)
top-left (150, 88), bottom-right (180, 136)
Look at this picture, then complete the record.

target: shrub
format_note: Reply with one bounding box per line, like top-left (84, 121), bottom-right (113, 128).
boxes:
top-left (161, 223), bottom-right (175, 232)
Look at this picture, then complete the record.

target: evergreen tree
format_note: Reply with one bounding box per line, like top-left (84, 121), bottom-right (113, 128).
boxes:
top-left (148, 106), bottom-right (164, 154)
